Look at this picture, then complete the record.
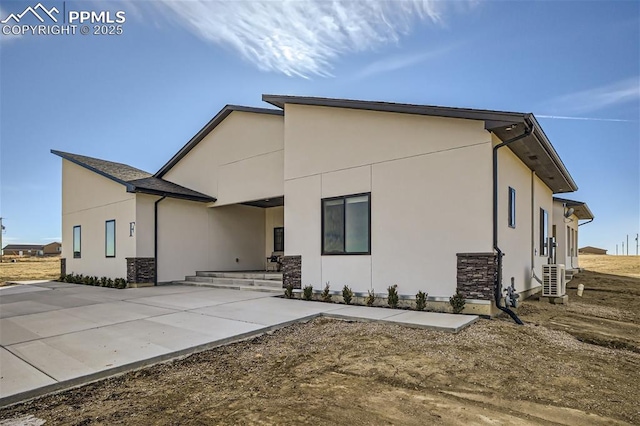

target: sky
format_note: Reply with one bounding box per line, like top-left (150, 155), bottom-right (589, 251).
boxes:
top-left (0, 0), bottom-right (638, 255)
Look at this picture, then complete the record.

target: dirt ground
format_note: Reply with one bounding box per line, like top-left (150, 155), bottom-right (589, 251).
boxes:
top-left (1, 258), bottom-right (639, 425)
top-left (579, 254), bottom-right (639, 278)
top-left (0, 256), bottom-right (60, 285)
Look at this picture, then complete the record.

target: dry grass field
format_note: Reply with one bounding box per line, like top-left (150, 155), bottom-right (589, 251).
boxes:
top-left (579, 254), bottom-right (639, 277)
top-left (0, 256), bottom-right (60, 285)
top-left (1, 255), bottom-right (639, 425)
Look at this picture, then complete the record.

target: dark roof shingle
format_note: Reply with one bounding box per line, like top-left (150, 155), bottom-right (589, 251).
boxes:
top-left (51, 150), bottom-right (215, 202)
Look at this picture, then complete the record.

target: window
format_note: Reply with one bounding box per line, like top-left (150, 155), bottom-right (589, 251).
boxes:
top-left (567, 226), bottom-right (571, 256)
top-left (508, 187), bottom-right (516, 228)
top-left (105, 220), bottom-right (116, 257)
top-left (273, 227), bottom-right (284, 252)
top-left (73, 226), bottom-right (81, 258)
top-left (540, 208), bottom-right (548, 256)
top-left (322, 193), bottom-right (370, 255)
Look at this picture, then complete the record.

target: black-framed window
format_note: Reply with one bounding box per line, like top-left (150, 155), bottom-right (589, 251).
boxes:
top-left (322, 193), bottom-right (370, 255)
top-left (105, 220), bottom-right (116, 258)
top-left (73, 226), bottom-right (81, 258)
top-left (273, 227), bottom-right (284, 252)
top-left (540, 208), bottom-right (548, 256)
top-left (508, 187), bottom-right (516, 228)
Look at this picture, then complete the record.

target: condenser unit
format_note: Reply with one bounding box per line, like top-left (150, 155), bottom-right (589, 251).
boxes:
top-left (542, 264), bottom-right (566, 297)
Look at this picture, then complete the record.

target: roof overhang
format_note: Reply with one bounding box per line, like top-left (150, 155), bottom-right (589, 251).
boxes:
top-left (553, 197), bottom-right (594, 220)
top-left (155, 105), bottom-right (283, 178)
top-left (261, 94), bottom-right (578, 194)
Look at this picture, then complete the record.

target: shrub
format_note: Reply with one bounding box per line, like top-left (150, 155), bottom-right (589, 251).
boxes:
top-left (387, 284), bottom-right (399, 308)
top-left (416, 291), bottom-right (428, 311)
top-left (342, 285), bottom-right (354, 305)
top-left (100, 277), bottom-right (108, 287)
top-left (106, 278), bottom-right (114, 288)
top-left (449, 290), bottom-right (466, 314)
top-left (92, 276), bottom-right (99, 286)
top-left (303, 285), bottom-right (314, 301)
top-left (115, 278), bottom-right (127, 289)
top-left (321, 282), bottom-right (332, 302)
top-left (284, 283), bottom-right (294, 299)
top-left (365, 289), bottom-right (376, 307)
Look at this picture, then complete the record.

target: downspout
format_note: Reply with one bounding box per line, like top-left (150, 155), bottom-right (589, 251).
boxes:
top-left (154, 196), bottom-right (167, 286)
top-left (493, 121), bottom-right (533, 325)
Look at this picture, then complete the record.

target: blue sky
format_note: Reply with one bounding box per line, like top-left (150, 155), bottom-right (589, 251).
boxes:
top-left (0, 0), bottom-right (638, 255)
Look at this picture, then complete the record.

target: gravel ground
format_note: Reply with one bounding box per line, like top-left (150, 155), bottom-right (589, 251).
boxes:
top-left (1, 269), bottom-right (638, 425)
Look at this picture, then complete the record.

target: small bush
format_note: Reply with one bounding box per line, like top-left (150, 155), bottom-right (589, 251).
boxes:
top-left (416, 291), bottom-right (428, 311)
top-left (100, 277), bottom-right (108, 287)
top-left (321, 282), bottom-right (332, 302)
top-left (303, 285), bottom-right (314, 301)
top-left (106, 278), bottom-right (114, 288)
top-left (342, 285), bottom-right (354, 305)
top-left (449, 290), bottom-right (466, 314)
top-left (284, 283), bottom-right (294, 299)
top-left (365, 289), bottom-right (376, 307)
top-left (387, 284), bottom-right (399, 308)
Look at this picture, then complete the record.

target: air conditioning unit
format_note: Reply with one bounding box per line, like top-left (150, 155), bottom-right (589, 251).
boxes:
top-left (542, 264), bottom-right (566, 297)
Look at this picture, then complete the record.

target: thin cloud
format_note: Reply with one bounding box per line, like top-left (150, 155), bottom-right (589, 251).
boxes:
top-left (356, 44), bottom-right (460, 79)
top-left (145, 1), bottom-right (473, 78)
top-left (543, 77), bottom-right (640, 115)
top-left (536, 115), bottom-right (636, 123)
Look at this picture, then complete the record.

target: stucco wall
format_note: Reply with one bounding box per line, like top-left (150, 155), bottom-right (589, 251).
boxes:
top-left (496, 136), bottom-right (555, 294)
top-left (155, 200), bottom-right (266, 283)
top-left (283, 104), bottom-right (494, 297)
top-left (162, 111), bottom-right (284, 205)
top-left (61, 160), bottom-right (135, 278)
top-left (553, 201), bottom-right (580, 269)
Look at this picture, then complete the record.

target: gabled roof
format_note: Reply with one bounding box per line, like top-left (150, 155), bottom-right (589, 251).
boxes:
top-left (3, 244), bottom-right (44, 251)
top-left (155, 105), bottom-right (283, 178)
top-left (553, 197), bottom-right (594, 220)
top-left (51, 150), bottom-right (215, 202)
top-left (262, 94), bottom-right (578, 194)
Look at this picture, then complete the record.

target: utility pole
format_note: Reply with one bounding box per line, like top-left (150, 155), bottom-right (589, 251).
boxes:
top-left (627, 234), bottom-right (629, 256)
top-left (622, 242), bottom-right (625, 256)
top-left (636, 234), bottom-right (639, 256)
top-left (616, 244), bottom-right (618, 255)
top-left (0, 217), bottom-right (4, 263)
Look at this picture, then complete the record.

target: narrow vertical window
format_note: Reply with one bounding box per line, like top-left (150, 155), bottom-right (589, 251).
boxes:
top-left (322, 193), bottom-right (371, 255)
top-left (73, 226), bottom-right (81, 258)
top-left (567, 226), bottom-right (571, 256)
top-left (105, 220), bottom-right (116, 258)
top-left (508, 187), bottom-right (516, 228)
top-left (540, 208), bottom-right (548, 256)
top-left (273, 227), bottom-right (284, 252)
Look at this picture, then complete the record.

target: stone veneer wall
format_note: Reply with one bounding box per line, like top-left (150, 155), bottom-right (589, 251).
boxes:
top-left (60, 258), bottom-right (66, 276)
top-left (456, 252), bottom-right (497, 300)
top-left (126, 257), bottom-right (155, 284)
top-left (281, 255), bottom-right (302, 289)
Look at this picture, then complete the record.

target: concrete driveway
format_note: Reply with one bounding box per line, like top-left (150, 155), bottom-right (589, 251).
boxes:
top-left (0, 282), bottom-right (477, 406)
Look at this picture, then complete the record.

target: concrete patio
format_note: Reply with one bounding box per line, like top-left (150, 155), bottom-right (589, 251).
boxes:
top-left (0, 281), bottom-right (478, 406)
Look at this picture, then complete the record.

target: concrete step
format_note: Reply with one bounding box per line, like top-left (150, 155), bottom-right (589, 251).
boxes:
top-left (196, 271), bottom-right (282, 281)
top-left (174, 281), bottom-right (283, 294)
top-left (184, 276), bottom-right (283, 288)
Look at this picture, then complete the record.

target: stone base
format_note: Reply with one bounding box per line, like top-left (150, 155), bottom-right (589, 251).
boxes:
top-left (126, 257), bottom-right (155, 285)
top-left (281, 255), bottom-right (301, 289)
top-left (538, 294), bottom-right (569, 305)
top-left (60, 258), bottom-right (66, 276)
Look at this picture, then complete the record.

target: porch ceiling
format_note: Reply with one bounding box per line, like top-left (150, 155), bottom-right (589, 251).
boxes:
top-left (241, 196), bottom-right (284, 208)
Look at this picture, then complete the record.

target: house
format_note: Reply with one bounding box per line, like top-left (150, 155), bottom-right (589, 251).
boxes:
top-left (52, 95), bottom-right (591, 315)
top-left (2, 242), bottom-right (61, 257)
top-left (552, 197), bottom-right (594, 270)
top-left (2, 244), bottom-right (45, 256)
top-left (579, 246), bottom-right (607, 255)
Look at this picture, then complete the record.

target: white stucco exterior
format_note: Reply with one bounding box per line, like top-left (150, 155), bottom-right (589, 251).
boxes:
top-left (56, 95), bottom-right (584, 312)
top-left (62, 160), bottom-right (136, 278)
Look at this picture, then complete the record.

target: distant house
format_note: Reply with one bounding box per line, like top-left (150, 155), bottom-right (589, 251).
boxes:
top-left (579, 246), bottom-right (607, 255)
top-left (2, 242), bottom-right (61, 257)
top-left (44, 242), bottom-right (62, 255)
